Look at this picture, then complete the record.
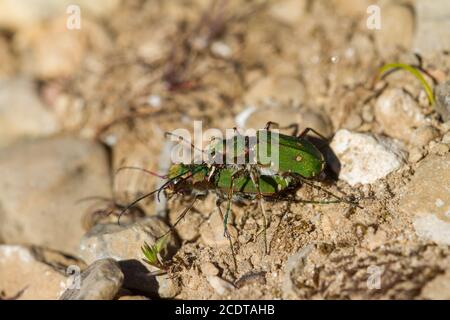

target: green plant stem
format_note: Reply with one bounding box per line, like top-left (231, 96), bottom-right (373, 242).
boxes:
top-left (377, 63), bottom-right (435, 105)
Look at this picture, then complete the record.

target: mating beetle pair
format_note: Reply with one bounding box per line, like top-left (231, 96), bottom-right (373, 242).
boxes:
top-left (120, 122), bottom-right (356, 269)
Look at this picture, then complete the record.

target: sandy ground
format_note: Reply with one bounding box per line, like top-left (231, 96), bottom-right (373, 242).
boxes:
top-left (1, 0), bottom-right (450, 300)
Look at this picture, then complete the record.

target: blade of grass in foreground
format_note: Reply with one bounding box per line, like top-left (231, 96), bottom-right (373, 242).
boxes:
top-left (377, 63), bottom-right (435, 105)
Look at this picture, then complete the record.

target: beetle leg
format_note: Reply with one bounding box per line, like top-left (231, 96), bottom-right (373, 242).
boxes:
top-left (223, 177), bottom-right (234, 239)
top-left (223, 169), bottom-right (247, 237)
top-left (264, 121), bottom-right (277, 130)
top-left (264, 121), bottom-right (298, 135)
top-left (158, 195), bottom-right (199, 240)
top-left (216, 196), bottom-right (238, 271)
top-left (250, 169), bottom-right (269, 255)
top-left (298, 127), bottom-right (329, 142)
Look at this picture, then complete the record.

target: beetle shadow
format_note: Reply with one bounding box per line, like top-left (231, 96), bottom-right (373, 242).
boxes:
top-left (118, 259), bottom-right (162, 298)
top-left (116, 233), bottom-right (179, 298)
top-left (307, 136), bottom-right (341, 183)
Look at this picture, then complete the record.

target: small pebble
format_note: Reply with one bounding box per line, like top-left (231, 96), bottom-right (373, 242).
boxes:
top-left (375, 88), bottom-right (425, 141)
top-left (238, 233), bottom-right (251, 244)
top-left (211, 41), bottom-right (232, 58)
top-left (60, 259), bottom-right (124, 300)
top-left (343, 113), bottom-right (363, 130)
top-left (441, 132), bottom-right (450, 144)
top-left (408, 147), bottom-right (424, 163)
top-left (201, 262), bottom-right (219, 276)
top-left (362, 105), bottom-right (374, 123)
top-left (147, 95), bottom-right (162, 108)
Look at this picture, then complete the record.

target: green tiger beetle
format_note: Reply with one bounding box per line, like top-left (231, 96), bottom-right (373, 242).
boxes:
top-left (118, 122), bottom-right (359, 270)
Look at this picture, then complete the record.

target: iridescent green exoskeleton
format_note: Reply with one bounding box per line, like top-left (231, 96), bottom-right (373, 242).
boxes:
top-left (202, 123), bottom-right (329, 255)
top-left (118, 123), bottom-right (355, 270)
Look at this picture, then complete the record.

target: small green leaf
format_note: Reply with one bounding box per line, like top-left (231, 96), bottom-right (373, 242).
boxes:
top-left (154, 234), bottom-right (170, 254)
top-left (141, 235), bottom-right (170, 269)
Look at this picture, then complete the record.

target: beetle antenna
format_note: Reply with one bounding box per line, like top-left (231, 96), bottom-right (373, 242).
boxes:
top-left (299, 177), bottom-right (362, 209)
top-left (157, 195), bottom-right (199, 240)
top-left (115, 166), bottom-right (168, 179)
top-left (117, 188), bottom-right (161, 225)
top-left (117, 165), bottom-right (207, 224)
top-left (116, 174), bottom-right (184, 224)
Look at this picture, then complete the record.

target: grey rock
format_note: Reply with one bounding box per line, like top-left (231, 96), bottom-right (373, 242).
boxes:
top-left (79, 217), bottom-right (177, 264)
top-left (79, 217), bottom-right (180, 298)
top-left (200, 262), bottom-right (219, 276)
top-left (0, 136), bottom-right (111, 254)
top-left (60, 258), bottom-right (123, 300)
top-left (400, 154), bottom-right (450, 245)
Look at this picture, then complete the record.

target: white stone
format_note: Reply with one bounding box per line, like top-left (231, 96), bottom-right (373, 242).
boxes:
top-left (330, 129), bottom-right (406, 186)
